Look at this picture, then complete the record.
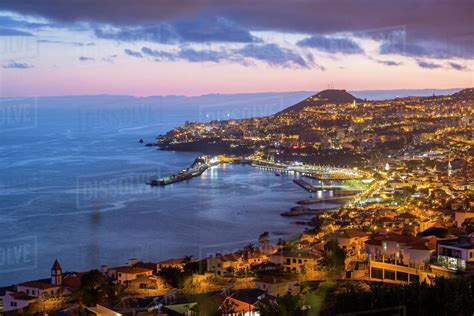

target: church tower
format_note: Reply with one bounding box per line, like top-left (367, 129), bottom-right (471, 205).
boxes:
top-left (448, 159), bottom-right (453, 177)
top-left (51, 259), bottom-right (62, 286)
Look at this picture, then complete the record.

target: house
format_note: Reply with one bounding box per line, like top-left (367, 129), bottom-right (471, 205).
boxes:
top-left (331, 229), bottom-right (369, 258)
top-left (218, 289), bottom-right (266, 316)
top-left (2, 292), bottom-right (38, 314)
top-left (207, 253), bottom-right (246, 276)
top-left (2, 260), bottom-right (63, 313)
top-left (156, 258), bottom-right (189, 272)
top-left (255, 275), bottom-right (299, 297)
top-left (365, 233), bottom-right (435, 267)
top-left (433, 233), bottom-right (474, 272)
top-left (454, 210), bottom-right (474, 227)
top-left (85, 304), bottom-right (122, 316)
top-left (244, 250), bottom-right (269, 266)
top-left (269, 250), bottom-right (320, 274)
top-left (113, 266), bottom-right (154, 285)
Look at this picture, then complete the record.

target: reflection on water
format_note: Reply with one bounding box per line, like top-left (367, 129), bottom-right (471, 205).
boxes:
top-left (0, 102), bottom-right (332, 286)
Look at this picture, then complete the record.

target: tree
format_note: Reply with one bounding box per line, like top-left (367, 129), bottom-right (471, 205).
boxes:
top-left (244, 243), bottom-right (255, 252)
top-left (259, 231), bottom-right (270, 245)
top-left (79, 270), bottom-right (109, 306)
top-left (158, 267), bottom-right (183, 288)
top-left (277, 238), bottom-right (286, 246)
top-left (258, 294), bottom-right (305, 316)
top-left (322, 240), bottom-right (346, 273)
top-left (461, 218), bottom-right (474, 234)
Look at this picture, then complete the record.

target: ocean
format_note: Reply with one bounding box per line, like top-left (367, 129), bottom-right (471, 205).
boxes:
top-left (0, 92), bottom-right (345, 286)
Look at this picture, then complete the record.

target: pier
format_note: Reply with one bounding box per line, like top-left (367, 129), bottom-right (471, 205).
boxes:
top-left (296, 196), bottom-right (355, 205)
top-left (292, 179), bottom-right (348, 192)
top-left (147, 156), bottom-right (217, 186)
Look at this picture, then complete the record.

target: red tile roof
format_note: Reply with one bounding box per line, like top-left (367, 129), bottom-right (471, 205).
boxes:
top-left (115, 266), bottom-right (153, 274)
top-left (9, 292), bottom-right (37, 301)
top-left (18, 281), bottom-right (59, 290)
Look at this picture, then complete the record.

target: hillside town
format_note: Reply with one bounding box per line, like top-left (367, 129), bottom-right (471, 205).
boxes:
top-left (2, 89), bottom-right (473, 315)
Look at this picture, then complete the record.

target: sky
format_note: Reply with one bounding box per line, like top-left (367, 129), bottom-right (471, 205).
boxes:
top-left (0, 0), bottom-right (472, 97)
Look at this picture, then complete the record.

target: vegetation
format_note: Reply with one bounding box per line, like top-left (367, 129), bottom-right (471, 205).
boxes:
top-left (258, 278), bottom-right (474, 316)
top-left (259, 231), bottom-right (270, 245)
top-left (321, 240), bottom-right (345, 274)
top-left (79, 270), bottom-right (119, 306)
top-left (158, 260), bottom-right (206, 289)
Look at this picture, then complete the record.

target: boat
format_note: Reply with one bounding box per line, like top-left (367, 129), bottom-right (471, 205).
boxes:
top-left (275, 172), bottom-right (281, 176)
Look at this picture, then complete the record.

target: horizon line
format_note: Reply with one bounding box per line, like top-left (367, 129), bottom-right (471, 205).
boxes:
top-left (0, 86), bottom-right (469, 100)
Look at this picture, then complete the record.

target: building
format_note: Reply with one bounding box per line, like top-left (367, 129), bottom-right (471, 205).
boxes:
top-left (255, 276), bottom-right (299, 297)
top-left (2, 260), bottom-right (63, 313)
top-left (454, 210), bottom-right (474, 227)
top-left (269, 250), bottom-right (320, 274)
top-left (156, 257), bottom-right (188, 272)
top-left (365, 233), bottom-right (435, 268)
top-left (113, 266), bottom-right (154, 285)
top-left (207, 253), bottom-right (246, 276)
top-left (368, 258), bottom-right (433, 285)
top-left (433, 233), bottom-right (474, 272)
top-left (331, 229), bottom-right (369, 259)
top-left (218, 289), bottom-right (266, 316)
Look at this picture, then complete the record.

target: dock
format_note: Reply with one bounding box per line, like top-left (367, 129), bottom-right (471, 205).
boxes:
top-left (296, 196), bottom-right (354, 205)
top-left (292, 179), bottom-right (347, 192)
top-left (147, 156), bottom-right (213, 186)
top-left (281, 206), bottom-right (339, 217)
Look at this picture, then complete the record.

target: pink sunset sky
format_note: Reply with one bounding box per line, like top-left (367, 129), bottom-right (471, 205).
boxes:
top-left (0, 1), bottom-right (472, 97)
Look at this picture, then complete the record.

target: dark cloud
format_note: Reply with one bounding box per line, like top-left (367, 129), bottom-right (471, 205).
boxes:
top-left (0, 0), bottom-right (205, 25)
top-left (417, 60), bottom-right (441, 69)
top-left (449, 62), bottom-right (468, 71)
top-left (38, 39), bottom-right (95, 46)
top-left (95, 24), bottom-right (178, 44)
top-left (178, 48), bottom-right (229, 63)
top-left (127, 44), bottom-right (313, 69)
top-left (124, 49), bottom-right (143, 58)
top-left (236, 44), bottom-right (310, 69)
top-left (2, 60), bottom-right (34, 69)
top-left (379, 40), bottom-right (472, 59)
top-left (0, 14), bottom-right (51, 29)
top-left (141, 47), bottom-right (176, 60)
top-left (102, 54), bottom-right (118, 63)
top-left (297, 35), bottom-right (363, 54)
top-left (0, 28), bottom-right (33, 36)
top-left (377, 60), bottom-right (403, 66)
top-left (94, 17), bottom-right (259, 44)
top-left (79, 56), bottom-right (94, 61)
top-left (1, 0), bottom-right (471, 60)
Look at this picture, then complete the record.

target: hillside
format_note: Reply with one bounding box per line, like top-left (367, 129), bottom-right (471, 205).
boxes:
top-left (279, 89), bottom-right (362, 114)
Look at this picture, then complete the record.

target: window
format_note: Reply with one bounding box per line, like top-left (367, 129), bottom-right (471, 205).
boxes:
top-left (384, 269), bottom-right (396, 280)
top-left (26, 289), bottom-right (29, 294)
top-left (396, 271), bottom-right (409, 282)
top-left (371, 267), bottom-right (383, 279)
top-left (409, 274), bottom-right (420, 283)
top-left (298, 259), bottom-right (302, 264)
top-left (286, 258), bottom-right (291, 265)
top-left (292, 259), bottom-right (296, 263)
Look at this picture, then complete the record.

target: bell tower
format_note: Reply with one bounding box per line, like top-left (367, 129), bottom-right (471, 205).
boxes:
top-left (51, 259), bottom-right (62, 286)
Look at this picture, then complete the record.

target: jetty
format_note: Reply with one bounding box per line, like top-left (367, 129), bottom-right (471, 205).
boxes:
top-left (281, 206), bottom-right (339, 217)
top-left (147, 156), bottom-right (217, 186)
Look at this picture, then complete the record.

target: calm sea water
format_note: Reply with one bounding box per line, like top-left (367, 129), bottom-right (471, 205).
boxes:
top-left (0, 94), bottom-right (339, 286)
